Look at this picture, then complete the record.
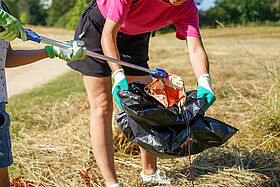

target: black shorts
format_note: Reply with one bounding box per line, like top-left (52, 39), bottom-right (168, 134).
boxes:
top-left (67, 0), bottom-right (151, 77)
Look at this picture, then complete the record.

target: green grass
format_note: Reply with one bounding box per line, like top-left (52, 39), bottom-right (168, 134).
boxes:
top-left (256, 78), bottom-right (280, 133)
top-left (7, 71), bottom-right (88, 180)
top-left (7, 71), bottom-right (85, 138)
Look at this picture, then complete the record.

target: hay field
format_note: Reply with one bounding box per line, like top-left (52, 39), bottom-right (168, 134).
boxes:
top-left (7, 26), bottom-right (280, 186)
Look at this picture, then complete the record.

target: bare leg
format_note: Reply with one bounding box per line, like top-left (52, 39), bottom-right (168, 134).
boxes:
top-left (0, 167), bottom-right (10, 187)
top-left (139, 148), bottom-right (157, 175)
top-left (126, 75), bottom-right (157, 175)
top-left (83, 75), bottom-right (118, 186)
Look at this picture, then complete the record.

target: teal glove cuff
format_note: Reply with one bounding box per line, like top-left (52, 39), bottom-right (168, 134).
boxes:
top-left (45, 46), bottom-right (55, 59)
top-left (197, 74), bottom-right (216, 111)
top-left (112, 69), bottom-right (129, 109)
top-left (112, 78), bottom-right (129, 109)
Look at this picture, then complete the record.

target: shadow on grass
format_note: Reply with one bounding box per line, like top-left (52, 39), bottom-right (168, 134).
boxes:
top-left (172, 145), bottom-right (280, 186)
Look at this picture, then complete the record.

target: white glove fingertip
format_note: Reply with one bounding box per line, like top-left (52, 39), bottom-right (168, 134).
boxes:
top-left (72, 41), bottom-right (78, 48)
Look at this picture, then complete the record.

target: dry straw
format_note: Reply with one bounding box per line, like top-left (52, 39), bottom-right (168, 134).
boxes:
top-left (10, 92), bottom-right (280, 186)
top-left (9, 25), bottom-right (280, 186)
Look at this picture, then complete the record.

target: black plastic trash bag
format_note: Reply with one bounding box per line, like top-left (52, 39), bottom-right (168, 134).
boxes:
top-left (116, 81), bottom-right (238, 159)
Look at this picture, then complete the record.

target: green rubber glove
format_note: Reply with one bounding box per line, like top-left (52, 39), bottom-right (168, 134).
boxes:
top-left (112, 69), bottom-right (129, 109)
top-left (0, 9), bottom-right (27, 41)
top-left (197, 74), bottom-right (216, 111)
top-left (45, 40), bottom-right (87, 62)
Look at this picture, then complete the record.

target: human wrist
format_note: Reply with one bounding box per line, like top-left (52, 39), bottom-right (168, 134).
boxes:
top-left (197, 74), bottom-right (213, 94)
top-left (45, 46), bottom-right (55, 59)
top-left (112, 68), bottom-right (125, 83)
top-left (198, 74), bottom-right (210, 81)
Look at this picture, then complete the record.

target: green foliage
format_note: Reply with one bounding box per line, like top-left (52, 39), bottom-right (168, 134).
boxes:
top-left (46, 0), bottom-right (75, 26)
top-left (66, 0), bottom-right (90, 30)
top-left (19, 12), bottom-right (27, 23)
top-left (200, 0), bottom-right (280, 27)
top-left (54, 11), bottom-right (72, 28)
top-left (46, 0), bottom-right (91, 29)
top-left (3, 0), bottom-right (19, 18)
top-left (272, 0), bottom-right (280, 19)
top-left (17, 0), bottom-right (47, 25)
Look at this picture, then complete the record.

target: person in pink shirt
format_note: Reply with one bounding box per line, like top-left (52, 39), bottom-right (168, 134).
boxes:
top-left (67, 0), bottom-right (216, 186)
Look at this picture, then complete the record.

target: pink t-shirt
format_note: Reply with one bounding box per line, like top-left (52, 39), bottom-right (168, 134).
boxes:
top-left (97, 0), bottom-right (200, 40)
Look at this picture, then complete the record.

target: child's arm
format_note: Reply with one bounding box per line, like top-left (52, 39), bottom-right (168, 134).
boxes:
top-left (5, 45), bottom-right (48, 68)
top-left (6, 40), bottom-right (87, 68)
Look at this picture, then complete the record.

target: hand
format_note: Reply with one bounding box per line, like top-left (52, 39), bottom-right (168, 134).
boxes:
top-left (197, 74), bottom-right (216, 111)
top-left (45, 40), bottom-right (87, 62)
top-left (112, 69), bottom-right (129, 109)
top-left (168, 74), bottom-right (185, 91)
top-left (0, 9), bottom-right (27, 41)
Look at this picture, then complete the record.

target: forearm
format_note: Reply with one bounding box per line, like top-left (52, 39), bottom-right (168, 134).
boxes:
top-left (186, 36), bottom-right (209, 79)
top-left (187, 37), bottom-right (216, 110)
top-left (101, 32), bottom-right (122, 72)
top-left (101, 18), bottom-right (122, 72)
top-left (6, 49), bottom-right (48, 68)
top-left (189, 47), bottom-right (209, 78)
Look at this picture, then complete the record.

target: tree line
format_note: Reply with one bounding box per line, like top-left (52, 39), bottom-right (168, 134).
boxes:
top-left (200, 0), bottom-right (280, 27)
top-left (4, 0), bottom-right (46, 25)
top-left (4, 0), bottom-right (91, 29)
top-left (3, 0), bottom-right (280, 29)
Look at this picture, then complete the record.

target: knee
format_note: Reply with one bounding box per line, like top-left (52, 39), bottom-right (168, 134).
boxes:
top-left (90, 101), bottom-right (112, 117)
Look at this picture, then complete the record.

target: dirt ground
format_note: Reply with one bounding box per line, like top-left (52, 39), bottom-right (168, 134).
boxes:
top-left (6, 26), bottom-right (74, 97)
